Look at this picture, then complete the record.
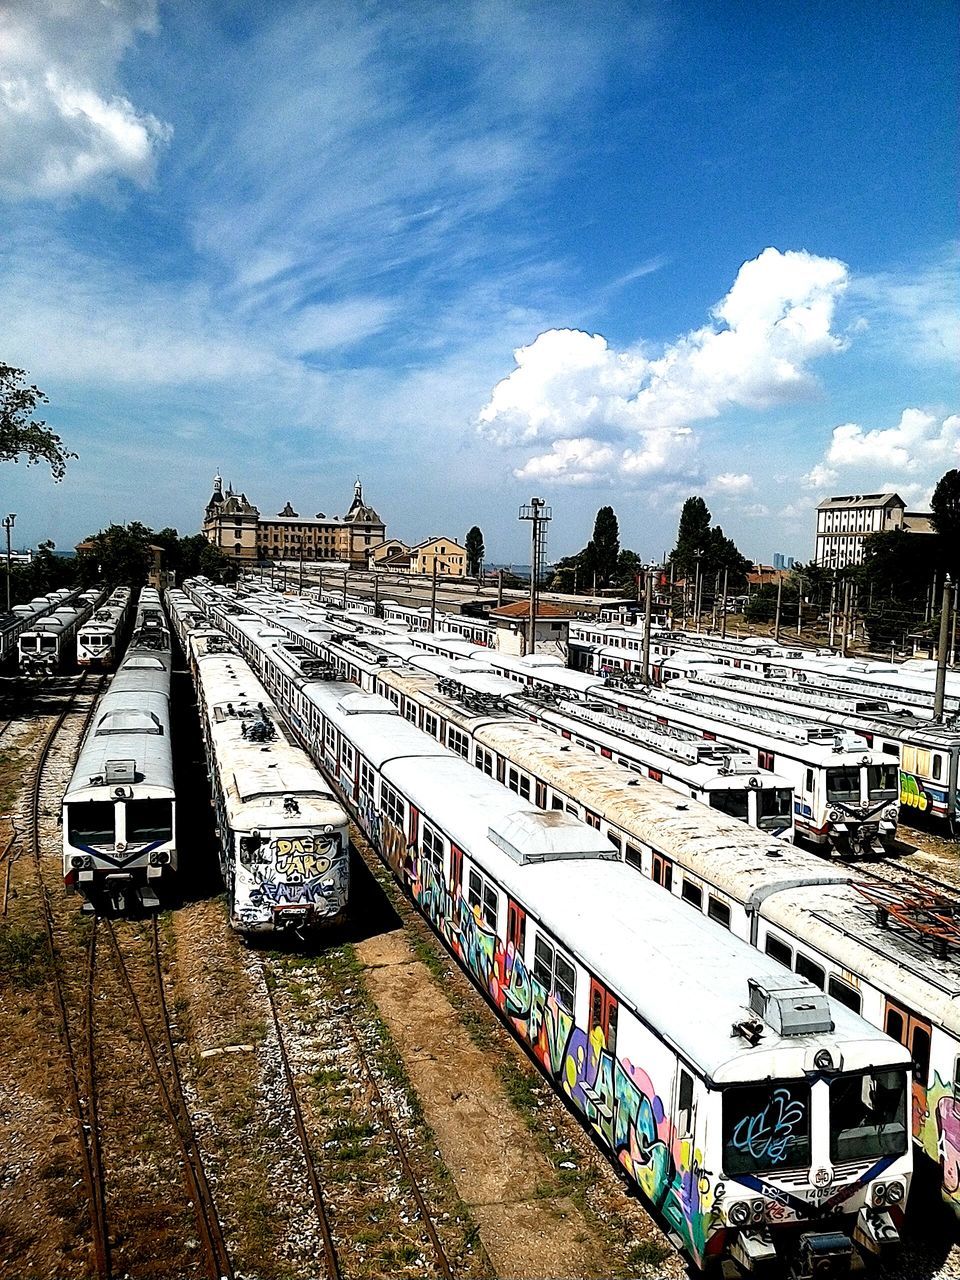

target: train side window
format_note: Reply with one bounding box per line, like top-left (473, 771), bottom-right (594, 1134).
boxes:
top-left (380, 783), bottom-right (405, 830)
top-left (625, 843), bottom-right (643, 871)
top-left (681, 879), bottom-right (703, 909)
top-left (324, 722), bottom-right (336, 752)
top-left (758, 750), bottom-right (774, 772)
top-left (795, 954), bottom-right (825, 990)
top-left (467, 867), bottom-right (498, 930)
top-left (423, 711), bottom-right (439, 738)
top-left (805, 768), bottom-right (814, 792)
top-left (764, 934), bottom-right (793, 967)
top-left (707, 896), bottom-right (731, 930)
top-left (912, 1026), bottom-right (931, 1086)
top-left (447, 727), bottom-right (469, 758)
top-left (885, 1008), bottom-right (905, 1042)
top-left (340, 741), bottom-right (355, 773)
top-left (476, 747), bottom-right (494, 777)
top-left (404, 701), bottom-right (419, 723)
top-left (882, 743), bottom-right (899, 757)
top-left (933, 754), bottom-right (943, 780)
top-left (827, 976), bottom-right (861, 1014)
top-left (533, 934), bottom-right (554, 991)
top-left (652, 853), bottom-right (672, 890)
top-left (606, 832), bottom-right (622, 855)
top-left (678, 1070), bottom-right (694, 1137)
top-left (421, 822), bottom-right (444, 876)
top-left (554, 953), bottom-right (576, 1013)
top-left (551, 796), bottom-right (564, 811)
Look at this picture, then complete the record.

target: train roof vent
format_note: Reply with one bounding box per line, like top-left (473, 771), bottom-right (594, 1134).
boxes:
top-left (96, 709), bottom-right (163, 736)
top-left (748, 975), bottom-right (834, 1037)
top-left (488, 811), bottom-right (618, 866)
top-left (337, 691), bottom-right (398, 716)
top-left (104, 759), bottom-right (136, 784)
top-left (124, 656), bottom-right (165, 669)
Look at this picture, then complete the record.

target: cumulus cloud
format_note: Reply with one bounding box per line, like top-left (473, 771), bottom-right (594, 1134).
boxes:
top-left (478, 247), bottom-right (849, 483)
top-left (825, 408), bottom-right (959, 472)
top-left (801, 462), bottom-right (839, 489)
top-left (0, 0), bottom-right (171, 200)
top-left (708, 472), bottom-right (754, 494)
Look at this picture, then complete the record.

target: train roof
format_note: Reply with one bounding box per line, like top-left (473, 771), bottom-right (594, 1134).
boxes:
top-left (760, 879), bottom-right (960, 1033)
top-left (303, 679), bottom-right (451, 770)
top-left (193, 649), bottom-right (342, 826)
top-left (65, 689), bottom-right (174, 800)
top-left (382, 750), bottom-right (906, 1081)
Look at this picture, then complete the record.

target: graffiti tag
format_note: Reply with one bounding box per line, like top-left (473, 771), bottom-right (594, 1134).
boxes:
top-left (731, 1088), bottom-right (805, 1166)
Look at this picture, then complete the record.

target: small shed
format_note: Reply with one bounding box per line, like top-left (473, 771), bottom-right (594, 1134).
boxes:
top-left (489, 600), bottom-right (573, 658)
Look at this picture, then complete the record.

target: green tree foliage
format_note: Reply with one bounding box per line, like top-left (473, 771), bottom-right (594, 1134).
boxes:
top-left (465, 526), bottom-right (485, 576)
top-left (6, 540), bottom-right (75, 605)
top-left (931, 468), bottom-right (960, 577)
top-left (76, 523), bottom-right (236, 590)
top-left (670, 495), bottom-right (750, 587)
top-left (0, 363), bottom-right (76, 481)
top-left (547, 506), bottom-right (630, 593)
top-left (586, 506), bottom-right (620, 587)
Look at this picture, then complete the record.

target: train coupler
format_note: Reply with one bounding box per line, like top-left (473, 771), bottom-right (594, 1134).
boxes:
top-left (730, 1225), bottom-right (777, 1271)
top-left (790, 1231), bottom-right (853, 1280)
top-left (852, 1207), bottom-right (899, 1256)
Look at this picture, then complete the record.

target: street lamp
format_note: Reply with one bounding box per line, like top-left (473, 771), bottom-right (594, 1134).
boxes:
top-left (3, 514), bottom-right (16, 613)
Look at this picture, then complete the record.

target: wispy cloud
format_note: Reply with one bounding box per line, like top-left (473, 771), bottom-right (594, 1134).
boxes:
top-left (850, 244), bottom-right (960, 365)
top-left (0, 0), bottom-right (171, 199)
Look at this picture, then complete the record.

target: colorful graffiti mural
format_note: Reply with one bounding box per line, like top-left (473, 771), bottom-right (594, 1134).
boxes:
top-left (401, 841), bottom-right (718, 1261)
top-left (246, 831), bottom-right (348, 911)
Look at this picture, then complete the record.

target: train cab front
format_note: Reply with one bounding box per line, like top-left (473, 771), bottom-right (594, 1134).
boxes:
top-left (716, 1053), bottom-right (911, 1277)
top-left (232, 823), bottom-right (350, 934)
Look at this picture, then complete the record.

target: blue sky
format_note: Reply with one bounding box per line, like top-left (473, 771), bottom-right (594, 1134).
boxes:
top-left (0, 0), bottom-right (956, 564)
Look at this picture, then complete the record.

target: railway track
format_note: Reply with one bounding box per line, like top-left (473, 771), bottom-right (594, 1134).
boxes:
top-left (262, 957), bottom-right (456, 1280)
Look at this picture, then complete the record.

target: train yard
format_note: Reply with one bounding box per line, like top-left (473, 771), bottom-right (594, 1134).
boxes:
top-left (3, 581), bottom-right (960, 1278)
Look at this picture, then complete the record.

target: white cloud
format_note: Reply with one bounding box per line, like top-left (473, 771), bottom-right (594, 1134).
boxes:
top-left (741, 503), bottom-right (770, 517)
top-left (478, 247), bottom-right (849, 483)
top-left (709, 472), bottom-right (754, 494)
top-left (514, 438), bottom-right (616, 485)
top-left (0, 0), bottom-right (170, 200)
top-left (825, 409), bottom-right (959, 472)
top-left (852, 245), bottom-right (960, 365)
top-left (801, 463), bottom-right (839, 489)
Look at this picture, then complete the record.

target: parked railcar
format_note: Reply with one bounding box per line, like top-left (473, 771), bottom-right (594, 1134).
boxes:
top-left (185, 587), bottom-right (915, 1274)
top-left (0, 587), bottom-right (84, 664)
top-left (61, 590), bottom-right (175, 910)
top-left (76, 586), bottom-right (131, 668)
top-left (172, 612), bottom-right (350, 932)
top-left (19, 588), bottom-right (105, 675)
top-left (182, 579), bottom-right (960, 1219)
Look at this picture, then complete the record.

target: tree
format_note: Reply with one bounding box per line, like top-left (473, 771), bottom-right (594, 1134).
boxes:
top-left (0, 363), bottom-right (76, 481)
top-left (465, 526), bottom-right (485, 577)
top-left (670, 496), bottom-right (712, 577)
top-left (931, 469), bottom-right (960, 577)
top-left (586, 506), bottom-right (620, 588)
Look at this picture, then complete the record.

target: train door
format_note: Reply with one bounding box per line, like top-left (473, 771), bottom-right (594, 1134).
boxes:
top-left (506, 900), bottom-right (526, 959)
top-left (884, 998), bottom-right (932, 1135)
top-left (588, 977), bottom-right (619, 1061)
top-left (652, 852), bottom-right (673, 891)
top-left (405, 805), bottom-right (420, 882)
top-left (449, 843), bottom-right (464, 901)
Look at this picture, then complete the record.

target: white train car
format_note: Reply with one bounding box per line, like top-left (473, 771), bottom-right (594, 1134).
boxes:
top-left (18, 588), bottom-right (104, 675)
top-left (186, 587), bottom-right (915, 1273)
top-left (186, 578), bottom-right (960, 1221)
top-left (1, 587), bottom-right (84, 664)
top-left (76, 586), bottom-right (131, 668)
top-left (181, 621), bottom-right (350, 933)
top-left (61, 590), bottom-right (175, 910)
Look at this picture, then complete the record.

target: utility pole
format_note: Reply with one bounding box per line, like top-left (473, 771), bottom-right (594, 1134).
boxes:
top-left (342, 568), bottom-right (348, 610)
top-left (519, 497), bottom-right (551, 656)
top-left (720, 567), bottom-right (729, 640)
top-left (297, 541), bottom-right (303, 594)
top-left (828, 572), bottom-right (837, 648)
top-left (693, 551), bottom-right (703, 633)
top-left (640, 567), bottom-right (654, 683)
top-left (934, 576), bottom-right (953, 721)
top-left (430, 555), bottom-right (438, 633)
top-left (668, 560), bottom-right (675, 630)
top-left (774, 575), bottom-right (783, 643)
top-left (796, 573), bottom-right (803, 636)
top-left (373, 571), bottom-right (380, 617)
top-left (840, 579), bottom-right (852, 657)
top-left (3, 514), bottom-right (15, 613)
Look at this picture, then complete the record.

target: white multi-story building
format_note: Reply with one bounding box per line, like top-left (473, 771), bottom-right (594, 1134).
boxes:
top-left (815, 492), bottom-right (933, 568)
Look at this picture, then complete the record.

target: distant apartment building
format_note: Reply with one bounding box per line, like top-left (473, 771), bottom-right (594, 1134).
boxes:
top-left (367, 535), bottom-right (466, 577)
top-left (814, 492), bottom-right (934, 569)
top-left (202, 475), bottom-right (385, 568)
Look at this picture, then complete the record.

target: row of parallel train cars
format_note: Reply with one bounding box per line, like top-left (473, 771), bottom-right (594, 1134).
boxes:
top-left (117, 574), bottom-right (957, 1277)
top-left (1, 584), bottom-right (133, 674)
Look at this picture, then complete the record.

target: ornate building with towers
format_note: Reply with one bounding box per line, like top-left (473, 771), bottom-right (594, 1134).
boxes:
top-left (202, 475), bottom-right (386, 567)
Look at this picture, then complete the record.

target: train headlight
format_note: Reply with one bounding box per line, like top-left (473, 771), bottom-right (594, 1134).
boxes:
top-left (870, 1182), bottom-right (888, 1207)
top-left (751, 1197), bottom-right (765, 1222)
top-left (883, 1180), bottom-right (904, 1206)
top-left (149, 850), bottom-right (170, 866)
top-left (883, 807), bottom-right (897, 821)
top-left (70, 854), bottom-right (85, 870)
top-left (828, 809), bottom-right (841, 822)
top-left (728, 1200), bottom-right (752, 1227)
top-left (814, 1049), bottom-right (834, 1071)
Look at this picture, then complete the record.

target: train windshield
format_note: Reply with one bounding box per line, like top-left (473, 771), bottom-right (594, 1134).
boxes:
top-left (709, 789), bottom-right (749, 822)
top-left (829, 1069), bottom-right (908, 1162)
top-left (39, 636), bottom-right (57, 651)
top-left (867, 764), bottom-right (899, 801)
top-left (758, 788), bottom-right (793, 829)
top-left (826, 767), bottom-right (860, 803)
top-left (127, 799), bottom-right (173, 843)
top-left (67, 802), bottom-right (115, 846)
top-left (722, 1081), bottom-right (811, 1175)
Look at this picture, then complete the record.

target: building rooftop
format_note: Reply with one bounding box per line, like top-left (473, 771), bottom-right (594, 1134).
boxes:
top-left (490, 600), bottom-right (575, 620)
top-left (816, 492), bottom-right (903, 510)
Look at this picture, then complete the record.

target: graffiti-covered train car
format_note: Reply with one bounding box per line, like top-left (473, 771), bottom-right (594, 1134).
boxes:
top-left (274, 675), bottom-right (913, 1273)
top-left (170, 602), bottom-right (350, 933)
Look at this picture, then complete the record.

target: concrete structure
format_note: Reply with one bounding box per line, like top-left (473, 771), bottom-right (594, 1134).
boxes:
top-left (815, 492), bottom-right (934, 568)
top-left (489, 599), bottom-right (572, 657)
top-left (203, 476), bottom-right (385, 568)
